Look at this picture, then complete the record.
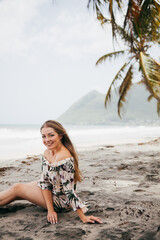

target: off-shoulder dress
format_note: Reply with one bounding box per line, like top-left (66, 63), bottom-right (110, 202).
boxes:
top-left (37, 155), bottom-right (88, 213)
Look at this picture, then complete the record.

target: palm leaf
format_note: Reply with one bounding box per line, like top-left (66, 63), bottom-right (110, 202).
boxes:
top-left (87, 0), bottom-right (111, 26)
top-left (87, 0), bottom-right (102, 9)
top-left (148, 95), bottom-right (154, 102)
top-left (104, 62), bottom-right (129, 107)
top-left (96, 4), bottom-right (110, 25)
top-left (115, 24), bottom-right (138, 46)
top-left (108, 0), bottom-right (116, 37)
top-left (140, 0), bottom-right (160, 42)
top-left (118, 65), bottom-right (133, 117)
top-left (137, 79), bottom-right (145, 85)
top-left (115, 0), bottom-right (122, 9)
top-left (140, 52), bottom-right (160, 101)
top-left (88, 0), bottom-right (160, 117)
top-left (96, 50), bottom-right (125, 65)
top-left (88, 0), bottom-right (160, 43)
top-left (87, 0), bottom-right (123, 38)
top-left (108, 0), bottom-right (124, 38)
top-left (124, 0), bottom-right (141, 44)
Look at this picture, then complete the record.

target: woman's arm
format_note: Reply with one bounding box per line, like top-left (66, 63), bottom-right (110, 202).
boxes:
top-left (41, 189), bottom-right (58, 224)
top-left (76, 208), bottom-right (103, 224)
top-left (59, 161), bottom-right (103, 224)
top-left (37, 155), bottom-right (58, 224)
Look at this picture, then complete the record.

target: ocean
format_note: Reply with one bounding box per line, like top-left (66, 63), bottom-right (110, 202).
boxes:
top-left (0, 124), bottom-right (160, 163)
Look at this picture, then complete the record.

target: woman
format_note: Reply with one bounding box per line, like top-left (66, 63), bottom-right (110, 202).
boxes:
top-left (0, 120), bottom-right (102, 224)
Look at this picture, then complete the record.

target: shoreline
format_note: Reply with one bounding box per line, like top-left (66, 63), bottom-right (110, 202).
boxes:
top-left (0, 139), bottom-right (160, 239)
top-left (1, 136), bottom-right (160, 167)
top-left (1, 124), bottom-right (160, 163)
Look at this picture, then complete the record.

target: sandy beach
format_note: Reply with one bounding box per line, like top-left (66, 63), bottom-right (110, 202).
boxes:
top-left (0, 138), bottom-right (160, 240)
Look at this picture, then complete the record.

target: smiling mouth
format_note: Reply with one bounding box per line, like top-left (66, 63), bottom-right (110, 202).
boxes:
top-left (46, 142), bottom-right (53, 147)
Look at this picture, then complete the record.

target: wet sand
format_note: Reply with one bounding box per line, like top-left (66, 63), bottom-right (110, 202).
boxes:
top-left (0, 138), bottom-right (160, 240)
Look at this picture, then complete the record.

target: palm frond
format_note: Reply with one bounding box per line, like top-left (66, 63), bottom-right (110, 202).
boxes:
top-left (137, 77), bottom-right (151, 92)
top-left (108, 0), bottom-right (124, 38)
top-left (115, 0), bottom-right (122, 9)
top-left (96, 4), bottom-right (110, 25)
top-left (104, 85), bottom-right (112, 107)
top-left (148, 95), bottom-right (154, 102)
top-left (140, 0), bottom-right (160, 43)
top-left (124, 0), bottom-right (141, 46)
top-left (140, 52), bottom-right (160, 101)
top-left (88, 0), bottom-right (160, 117)
top-left (96, 50), bottom-right (125, 65)
top-left (118, 65), bottom-right (133, 117)
top-left (115, 24), bottom-right (138, 46)
top-left (104, 62), bottom-right (129, 107)
top-left (87, 0), bottom-right (103, 9)
top-left (137, 79), bottom-right (145, 85)
top-left (87, 0), bottom-right (123, 38)
top-left (123, 0), bottom-right (160, 44)
top-left (109, 0), bottom-right (116, 38)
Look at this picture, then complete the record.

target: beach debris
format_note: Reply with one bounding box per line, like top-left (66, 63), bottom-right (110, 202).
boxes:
top-left (21, 155), bottom-right (41, 165)
top-left (117, 164), bottom-right (128, 171)
top-left (105, 207), bottom-right (115, 211)
top-left (21, 161), bottom-right (31, 165)
top-left (105, 145), bottom-right (114, 148)
top-left (145, 174), bottom-right (160, 182)
top-left (118, 221), bottom-right (130, 226)
top-left (0, 167), bottom-right (7, 172)
top-left (138, 137), bottom-right (160, 145)
top-left (0, 167), bottom-right (14, 174)
top-left (26, 156), bottom-right (32, 159)
top-left (114, 181), bottom-right (117, 186)
top-left (133, 189), bottom-right (146, 192)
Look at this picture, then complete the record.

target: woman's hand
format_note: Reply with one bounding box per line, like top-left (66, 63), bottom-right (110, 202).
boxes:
top-left (47, 210), bottom-right (58, 224)
top-left (82, 215), bottom-right (103, 224)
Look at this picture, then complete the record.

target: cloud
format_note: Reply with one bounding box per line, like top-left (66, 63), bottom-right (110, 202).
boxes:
top-left (0, 0), bottom-right (113, 61)
top-left (0, 0), bottom-right (45, 57)
top-left (30, 8), bottom-right (113, 60)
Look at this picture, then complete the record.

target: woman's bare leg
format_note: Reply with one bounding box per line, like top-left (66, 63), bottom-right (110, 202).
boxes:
top-left (0, 181), bottom-right (47, 208)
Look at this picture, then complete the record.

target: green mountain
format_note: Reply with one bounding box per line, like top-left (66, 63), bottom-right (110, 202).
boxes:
top-left (57, 84), bottom-right (160, 125)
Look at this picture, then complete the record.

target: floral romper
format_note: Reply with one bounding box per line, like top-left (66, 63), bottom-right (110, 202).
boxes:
top-left (37, 155), bottom-right (88, 213)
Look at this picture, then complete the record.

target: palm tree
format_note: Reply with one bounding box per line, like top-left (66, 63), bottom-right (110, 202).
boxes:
top-left (88, 0), bottom-right (160, 117)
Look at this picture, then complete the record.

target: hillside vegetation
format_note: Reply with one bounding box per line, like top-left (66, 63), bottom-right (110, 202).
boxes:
top-left (57, 84), bottom-right (160, 125)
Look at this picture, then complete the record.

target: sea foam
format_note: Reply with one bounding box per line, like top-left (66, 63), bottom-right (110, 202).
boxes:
top-left (0, 125), bottom-right (160, 162)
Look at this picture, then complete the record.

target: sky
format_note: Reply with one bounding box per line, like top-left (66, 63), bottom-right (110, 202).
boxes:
top-left (0, 0), bottom-right (159, 125)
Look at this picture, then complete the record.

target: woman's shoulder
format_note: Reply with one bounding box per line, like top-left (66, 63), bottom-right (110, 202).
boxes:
top-left (43, 149), bottom-right (72, 162)
top-left (56, 150), bottom-right (72, 162)
top-left (59, 157), bottom-right (74, 173)
top-left (42, 150), bottom-right (74, 169)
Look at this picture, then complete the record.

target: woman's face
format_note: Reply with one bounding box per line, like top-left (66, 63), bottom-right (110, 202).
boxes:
top-left (41, 127), bottom-right (62, 150)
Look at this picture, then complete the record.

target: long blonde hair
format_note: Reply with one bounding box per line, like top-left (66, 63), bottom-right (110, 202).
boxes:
top-left (40, 120), bottom-right (82, 183)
